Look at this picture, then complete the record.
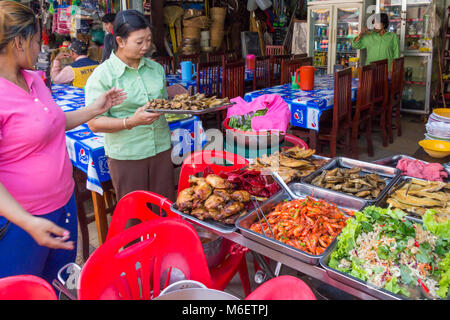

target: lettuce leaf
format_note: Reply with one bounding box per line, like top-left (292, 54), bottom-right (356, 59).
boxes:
top-left (423, 210), bottom-right (450, 239)
top-left (349, 258), bottom-right (367, 281)
top-left (437, 253), bottom-right (450, 299)
top-left (384, 276), bottom-right (410, 297)
top-left (329, 217), bottom-right (361, 263)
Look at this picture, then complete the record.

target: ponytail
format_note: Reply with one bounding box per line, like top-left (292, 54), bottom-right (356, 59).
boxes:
top-left (0, 1), bottom-right (38, 54)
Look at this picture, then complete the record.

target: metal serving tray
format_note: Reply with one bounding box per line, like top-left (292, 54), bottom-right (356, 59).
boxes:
top-left (373, 154), bottom-right (450, 181)
top-left (319, 216), bottom-right (448, 300)
top-left (146, 102), bottom-right (235, 115)
top-left (375, 175), bottom-right (444, 223)
top-left (170, 203), bottom-right (238, 234)
top-left (301, 157), bottom-right (402, 205)
top-left (372, 154), bottom-right (418, 168)
top-left (235, 182), bottom-right (367, 265)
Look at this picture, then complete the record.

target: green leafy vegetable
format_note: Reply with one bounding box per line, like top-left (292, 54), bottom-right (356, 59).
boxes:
top-left (384, 276), bottom-right (410, 297)
top-left (423, 210), bottom-right (450, 239)
top-left (228, 108), bottom-right (268, 131)
top-left (400, 265), bottom-right (416, 286)
top-left (437, 253), bottom-right (450, 299)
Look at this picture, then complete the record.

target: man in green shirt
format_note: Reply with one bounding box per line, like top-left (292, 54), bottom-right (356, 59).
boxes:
top-left (352, 13), bottom-right (400, 71)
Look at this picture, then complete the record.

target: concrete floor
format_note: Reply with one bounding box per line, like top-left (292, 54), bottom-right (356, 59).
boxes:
top-left (74, 113), bottom-right (427, 300)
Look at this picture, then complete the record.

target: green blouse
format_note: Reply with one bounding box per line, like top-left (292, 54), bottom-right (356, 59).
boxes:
top-left (352, 31), bottom-right (401, 71)
top-left (85, 52), bottom-right (171, 160)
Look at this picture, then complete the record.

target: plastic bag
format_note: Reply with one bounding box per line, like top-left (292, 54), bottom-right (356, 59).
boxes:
top-left (423, 0), bottom-right (441, 39)
top-left (227, 94), bottom-right (291, 132)
top-left (256, 0), bottom-right (272, 11)
top-left (247, 0), bottom-right (258, 12)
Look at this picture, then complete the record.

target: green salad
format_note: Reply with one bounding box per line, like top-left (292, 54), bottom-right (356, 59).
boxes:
top-left (328, 206), bottom-right (450, 299)
top-left (228, 108), bottom-right (268, 131)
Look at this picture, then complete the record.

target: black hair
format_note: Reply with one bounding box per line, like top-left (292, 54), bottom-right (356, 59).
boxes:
top-left (101, 13), bottom-right (116, 24)
top-left (380, 13), bottom-right (389, 30)
top-left (113, 10), bottom-right (152, 51)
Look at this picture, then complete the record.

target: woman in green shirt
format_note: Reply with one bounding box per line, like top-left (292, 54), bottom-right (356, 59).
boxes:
top-left (85, 10), bottom-right (175, 203)
top-left (352, 13), bottom-right (400, 70)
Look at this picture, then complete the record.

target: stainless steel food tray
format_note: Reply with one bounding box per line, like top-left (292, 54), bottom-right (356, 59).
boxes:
top-left (235, 182), bottom-right (367, 265)
top-left (372, 154), bottom-right (418, 168)
top-left (319, 216), bottom-right (447, 300)
top-left (246, 154), bottom-right (331, 182)
top-left (375, 175), bottom-right (442, 223)
top-left (301, 157), bottom-right (402, 204)
top-left (146, 102), bottom-right (235, 115)
top-left (170, 203), bottom-right (238, 233)
top-left (373, 154), bottom-right (450, 181)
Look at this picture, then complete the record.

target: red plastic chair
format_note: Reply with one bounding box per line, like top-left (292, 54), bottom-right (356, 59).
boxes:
top-left (78, 218), bottom-right (212, 300)
top-left (282, 133), bottom-right (309, 150)
top-left (0, 275), bottom-right (57, 300)
top-left (178, 150), bottom-right (249, 195)
top-left (245, 275), bottom-right (317, 300)
top-left (177, 150), bottom-right (252, 297)
top-left (106, 190), bottom-right (179, 242)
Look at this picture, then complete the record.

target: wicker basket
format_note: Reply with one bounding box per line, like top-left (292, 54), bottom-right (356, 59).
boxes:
top-left (183, 26), bottom-right (201, 39)
top-left (210, 7), bottom-right (226, 25)
top-left (183, 16), bottom-right (210, 29)
top-left (210, 26), bottom-right (224, 49)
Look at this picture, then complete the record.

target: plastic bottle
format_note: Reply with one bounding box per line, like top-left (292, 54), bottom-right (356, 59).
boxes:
top-left (418, 64), bottom-right (425, 82)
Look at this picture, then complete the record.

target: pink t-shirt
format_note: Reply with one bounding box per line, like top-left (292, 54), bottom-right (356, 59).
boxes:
top-left (0, 69), bottom-right (74, 215)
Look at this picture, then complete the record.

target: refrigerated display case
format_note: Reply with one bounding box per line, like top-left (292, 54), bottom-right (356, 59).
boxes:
top-left (378, 0), bottom-right (434, 115)
top-left (307, 1), bottom-right (374, 75)
top-left (308, 6), bottom-right (332, 75)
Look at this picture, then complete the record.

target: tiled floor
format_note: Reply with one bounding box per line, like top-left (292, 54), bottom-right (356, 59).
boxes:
top-left (74, 113), bottom-right (427, 300)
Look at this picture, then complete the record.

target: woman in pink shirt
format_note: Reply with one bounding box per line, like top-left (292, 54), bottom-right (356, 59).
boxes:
top-left (0, 1), bottom-right (126, 282)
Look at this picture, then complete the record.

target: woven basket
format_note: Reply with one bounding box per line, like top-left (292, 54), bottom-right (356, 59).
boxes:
top-left (210, 26), bottom-right (224, 49)
top-left (210, 7), bottom-right (226, 25)
top-left (183, 26), bottom-right (201, 39)
top-left (183, 16), bottom-right (210, 29)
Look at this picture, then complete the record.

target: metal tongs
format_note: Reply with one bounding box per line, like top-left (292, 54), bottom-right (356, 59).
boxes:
top-left (250, 196), bottom-right (280, 283)
top-left (271, 171), bottom-right (298, 200)
top-left (251, 196), bottom-right (274, 239)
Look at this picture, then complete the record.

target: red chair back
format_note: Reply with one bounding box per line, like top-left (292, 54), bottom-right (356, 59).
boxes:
top-left (270, 54), bottom-right (292, 85)
top-left (245, 275), bottom-right (316, 300)
top-left (206, 51), bottom-right (225, 63)
top-left (106, 190), bottom-right (178, 241)
top-left (253, 56), bottom-right (272, 90)
top-left (222, 59), bottom-right (245, 99)
top-left (371, 59), bottom-right (388, 109)
top-left (196, 61), bottom-right (221, 97)
top-left (265, 45), bottom-right (285, 56)
top-left (389, 57), bottom-right (404, 107)
top-left (332, 67), bottom-right (353, 137)
top-left (177, 150), bottom-right (249, 195)
top-left (0, 275), bottom-right (57, 300)
top-left (280, 57), bottom-right (313, 85)
top-left (355, 64), bottom-right (375, 116)
top-left (78, 218), bottom-right (212, 300)
top-left (153, 56), bottom-right (176, 74)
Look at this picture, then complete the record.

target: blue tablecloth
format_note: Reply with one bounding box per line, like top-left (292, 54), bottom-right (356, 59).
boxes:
top-left (244, 75), bottom-right (359, 131)
top-left (166, 68), bottom-right (254, 93)
top-left (52, 84), bottom-right (206, 195)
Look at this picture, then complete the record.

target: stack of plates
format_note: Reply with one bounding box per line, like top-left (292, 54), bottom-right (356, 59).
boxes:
top-left (425, 108), bottom-right (450, 142)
